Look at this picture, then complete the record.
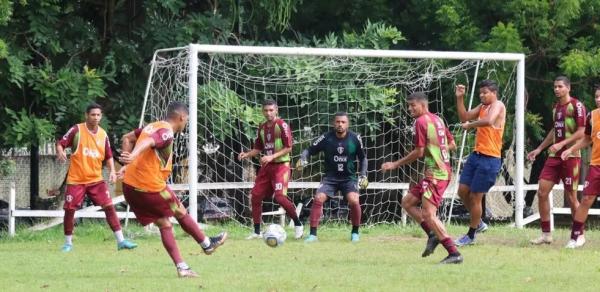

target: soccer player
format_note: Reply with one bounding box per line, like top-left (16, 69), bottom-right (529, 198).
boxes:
top-left (381, 92), bottom-right (462, 264)
top-left (56, 102), bottom-right (137, 252)
top-left (119, 102), bottom-right (227, 278)
top-left (297, 112), bottom-right (368, 242)
top-left (454, 80), bottom-right (506, 246)
top-left (560, 85), bottom-right (600, 248)
top-left (527, 76), bottom-right (586, 245)
top-left (238, 99), bottom-right (303, 240)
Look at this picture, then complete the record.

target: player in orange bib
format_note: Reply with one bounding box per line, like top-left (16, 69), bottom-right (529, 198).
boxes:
top-left (56, 103), bottom-right (137, 252)
top-left (560, 86), bottom-right (600, 249)
top-left (454, 80), bottom-right (506, 246)
top-left (119, 101), bottom-right (227, 278)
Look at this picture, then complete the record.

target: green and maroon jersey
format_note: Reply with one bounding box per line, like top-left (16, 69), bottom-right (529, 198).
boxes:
top-left (413, 112), bottom-right (454, 180)
top-left (550, 97), bottom-right (586, 158)
top-left (253, 118), bottom-right (292, 163)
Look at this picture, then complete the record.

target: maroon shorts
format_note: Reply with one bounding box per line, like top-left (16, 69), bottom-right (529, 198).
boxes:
top-left (409, 178), bottom-right (450, 208)
top-left (539, 157), bottom-right (581, 192)
top-left (583, 165), bottom-right (600, 197)
top-left (122, 183), bottom-right (182, 226)
top-left (251, 162), bottom-right (290, 199)
top-left (64, 181), bottom-right (112, 210)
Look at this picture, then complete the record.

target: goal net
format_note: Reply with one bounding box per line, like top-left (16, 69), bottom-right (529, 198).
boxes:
top-left (140, 45), bottom-right (525, 227)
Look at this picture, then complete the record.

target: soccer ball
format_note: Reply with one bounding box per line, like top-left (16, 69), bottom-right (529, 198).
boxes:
top-left (263, 224), bottom-right (287, 248)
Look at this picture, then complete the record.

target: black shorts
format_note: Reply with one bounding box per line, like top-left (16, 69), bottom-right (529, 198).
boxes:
top-left (316, 177), bottom-right (359, 198)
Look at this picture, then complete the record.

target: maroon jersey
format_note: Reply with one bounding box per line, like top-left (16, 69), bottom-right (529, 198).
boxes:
top-left (253, 119), bottom-right (292, 163)
top-left (551, 97), bottom-right (586, 157)
top-left (413, 112), bottom-right (454, 180)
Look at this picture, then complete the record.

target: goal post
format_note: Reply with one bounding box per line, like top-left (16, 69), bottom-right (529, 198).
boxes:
top-left (142, 44), bottom-right (526, 228)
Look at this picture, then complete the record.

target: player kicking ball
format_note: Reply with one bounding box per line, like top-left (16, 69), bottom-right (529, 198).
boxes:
top-left (381, 92), bottom-right (462, 264)
top-left (560, 86), bottom-right (600, 249)
top-left (119, 102), bottom-right (227, 278)
top-left (297, 112), bottom-right (368, 243)
top-left (238, 99), bottom-right (304, 240)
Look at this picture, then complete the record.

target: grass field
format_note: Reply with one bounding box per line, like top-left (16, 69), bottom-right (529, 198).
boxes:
top-left (2, 221), bottom-right (600, 291)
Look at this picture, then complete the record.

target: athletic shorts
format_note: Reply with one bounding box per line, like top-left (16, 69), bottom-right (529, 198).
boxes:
top-left (316, 177), bottom-right (359, 198)
top-left (459, 152), bottom-right (501, 193)
top-left (63, 181), bottom-right (112, 210)
top-left (123, 183), bottom-right (182, 226)
top-left (583, 165), bottom-right (600, 197)
top-left (409, 178), bottom-right (450, 208)
top-left (251, 162), bottom-right (290, 199)
top-left (539, 157), bottom-right (580, 192)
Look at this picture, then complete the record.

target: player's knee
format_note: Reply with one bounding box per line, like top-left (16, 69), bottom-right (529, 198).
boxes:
top-left (347, 193), bottom-right (359, 205)
top-left (250, 193), bottom-right (262, 204)
top-left (154, 218), bottom-right (172, 228)
top-left (174, 206), bottom-right (187, 218)
top-left (583, 196), bottom-right (596, 207)
top-left (314, 193), bottom-right (327, 203)
top-left (401, 196), bottom-right (415, 209)
top-left (101, 204), bottom-right (113, 210)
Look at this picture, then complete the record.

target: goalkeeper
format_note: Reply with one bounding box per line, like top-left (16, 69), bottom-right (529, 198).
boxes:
top-left (297, 112), bottom-right (368, 243)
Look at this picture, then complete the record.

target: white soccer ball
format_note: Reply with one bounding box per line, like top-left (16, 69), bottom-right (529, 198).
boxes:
top-left (263, 224), bottom-right (287, 248)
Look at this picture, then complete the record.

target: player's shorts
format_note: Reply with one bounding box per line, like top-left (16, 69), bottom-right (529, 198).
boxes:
top-left (583, 165), bottom-right (600, 197)
top-left (316, 177), bottom-right (359, 198)
top-left (459, 152), bottom-right (501, 193)
top-left (251, 162), bottom-right (290, 199)
top-left (409, 178), bottom-right (450, 208)
top-left (63, 181), bottom-right (112, 210)
top-left (539, 157), bottom-right (581, 192)
top-left (122, 183), bottom-right (182, 226)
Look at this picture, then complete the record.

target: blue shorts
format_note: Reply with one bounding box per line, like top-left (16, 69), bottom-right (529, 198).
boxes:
top-left (459, 152), bottom-right (502, 193)
top-left (316, 177), bottom-right (359, 198)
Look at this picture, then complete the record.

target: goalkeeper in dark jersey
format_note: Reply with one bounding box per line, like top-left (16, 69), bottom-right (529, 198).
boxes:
top-left (297, 112), bottom-right (368, 242)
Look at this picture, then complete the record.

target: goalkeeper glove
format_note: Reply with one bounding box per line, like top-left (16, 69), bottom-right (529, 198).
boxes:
top-left (296, 159), bottom-right (308, 170)
top-left (358, 175), bottom-right (369, 190)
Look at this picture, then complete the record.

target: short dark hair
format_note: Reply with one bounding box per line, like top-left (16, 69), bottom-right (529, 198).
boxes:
top-left (555, 76), bottom-right (571, 87)
top-left (479, 79), bottom-right (499, 93)
top-left (262, 99), bottom-right (277, 107)
top-left (86, 102), bottom-right (102, 114)
top-left (334, 111), bottom-right (348, 118)
top-left (167, 101), bottom-right (189, 119)
top-left (406, 92), bottom-right (428, 102)
top-left (595, 84), bottom-right (600, 92)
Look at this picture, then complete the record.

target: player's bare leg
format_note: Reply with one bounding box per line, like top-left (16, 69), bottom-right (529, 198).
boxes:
top-left (566, 195), bottom-right (595, 248)
top-left (455, 191), bottom-right (484, 246)
top-left (401, 194), bottom-right (437, 257)
top-left (306, 193), bottom-right (328, 242)
top-left (422, 200), bottom-right (462, 264)
top-left (155, 217), bottom-right (196, 278)
top-left (531, 179), bottom-right (554, 245)
top-left (173, 206), bottom-right (227, 255)
top-left (100, 203), bottom-right (137, 250)
top-left (457, 184), bottom-right (472, 212)
top-left (347, 192), bottom-right (361, 242)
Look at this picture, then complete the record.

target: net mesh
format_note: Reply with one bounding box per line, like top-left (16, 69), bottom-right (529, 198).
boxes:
top-left (141, 47), bottom-right (521, 225)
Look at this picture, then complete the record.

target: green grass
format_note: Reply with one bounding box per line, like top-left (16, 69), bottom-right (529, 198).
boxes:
top-left (3, 222), bottom-right (600, 291)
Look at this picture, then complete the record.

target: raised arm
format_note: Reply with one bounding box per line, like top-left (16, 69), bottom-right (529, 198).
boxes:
top-left (455, 84), bottom-right (481, 122)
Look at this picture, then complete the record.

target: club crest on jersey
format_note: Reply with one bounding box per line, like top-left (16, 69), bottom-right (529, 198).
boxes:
top-left (596, 131), bottom-right (600, 139)
top-left (337, 146), bottom-right (344, 154)
top-left (83, 147), bottom-right (101, 158)
top-left (556, 112), bottom-right (562, 120)
top-left (267, 133), bottom-right (272, 141)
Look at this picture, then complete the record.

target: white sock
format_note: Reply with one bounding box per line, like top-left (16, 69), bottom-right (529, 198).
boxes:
top-left (114, 230), bottom-right (125, 243)
top-left (201, 237), bottom-right (211, 249)
top-left (176, 262), bottom-right (189, 270)
top-left (65, 235), bottom-right (73, 245)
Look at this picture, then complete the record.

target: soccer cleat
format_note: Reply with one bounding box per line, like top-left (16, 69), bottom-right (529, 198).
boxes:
top-left (246, 232), bottom-right (262, 240)
top-left (294, 225), bottom-right (304, 239)
top-left (475, 221), bottom-right (488, 233)
top-left (203, 232), bottom-right (228, 255)
top-left (351, 233), bottom-right (360, 242)
top-left (304, 235), bottom-right (318, 243)
top-left (61, 243), bottom-right (73, 253)
top-left (439, 254), bottom-right (463, 264)
top-left (454, 234), bottom-right (475, 247)
top-left (576, 234), bottom-right (586, 247)
top-left (177, 268), bottom-right (199, 278)
top-left (422, 235), bottom-right (439, 257)
top-left (530, 233), bottom-right (553, 245)
top-left (565, 236), bottom-right (586, 249)
top-left (117, 239), bottom-right (138, 250)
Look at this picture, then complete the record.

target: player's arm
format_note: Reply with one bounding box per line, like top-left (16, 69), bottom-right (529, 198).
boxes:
top-left (120, 128), bottom-right (173, 164)
top-left (296, 134), bottom-right (324, 169)
top-left (56, 126), bottom-right (77, 162)
top-left (561, 136), bottom-right (592, 160)
top-left (121, 128), bottom-right (142, 154)
top-left (381, 147), bottom-right (425, 171)
top-left (526, 129), bottom-right (555, 161)
top-left (462, 101), bottom-right (503, 129)
top-left (445, 126), bottom-right (457, 151)
top-left (104, 138), bottom-right (117, 183)
top-left (356, 135), bottom-right (369, 189)
top-left (455, 84), bottom-right (481, 122)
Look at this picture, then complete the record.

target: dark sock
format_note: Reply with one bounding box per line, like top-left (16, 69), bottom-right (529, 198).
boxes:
top-left (571, 220), bottom-right (584, 241)
top-left (310, 227), bottom-right (317, 236)
top-left (274, 195), bottom-right (301, 226)
top-left (441, 237), bottom-right (460, 256)
top-left (420, 221), bottom-right (432, 235)
top-left (541, 220), bottom-right (551, 233)
top-left (352, 225), bottom-right (359, 234)
top-left (63, 209), bottom-right (75, 236)
top-left (254, 223), bottom-right (261, 235)
top-left (467, 227), bottom-right (476, 239)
